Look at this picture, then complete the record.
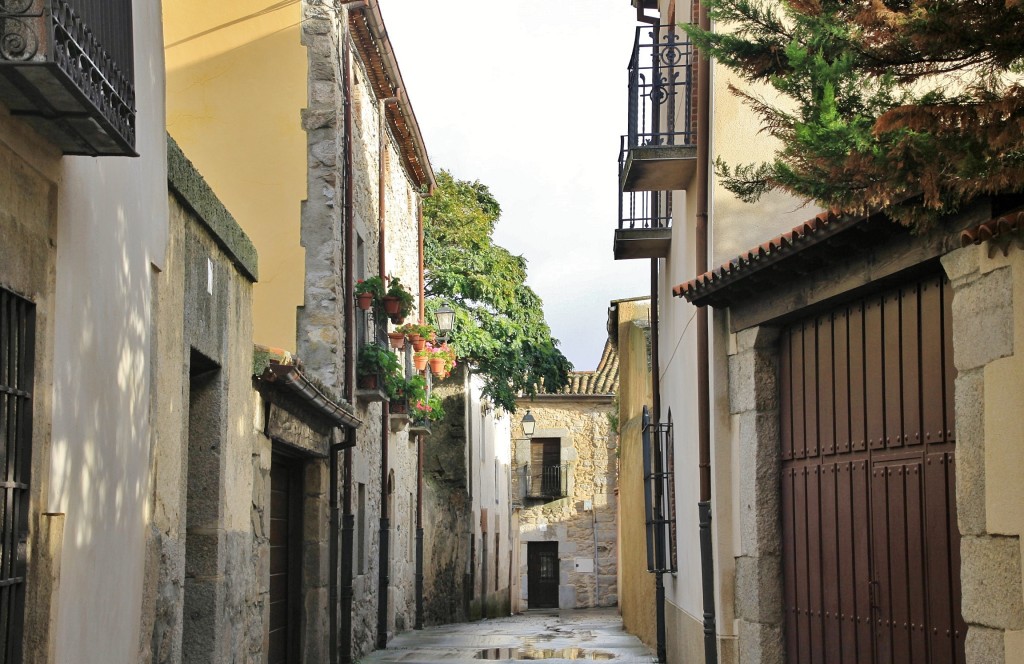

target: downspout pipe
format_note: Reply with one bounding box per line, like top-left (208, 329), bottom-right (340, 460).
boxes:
top-left (415, 197), bottom-right (425, 630)
top-left (339, 15), bottom-right (358, 663)
top-left (376, 92), bottom-right (398, 652)
top-left (695, 0), bottom-right (717, 661)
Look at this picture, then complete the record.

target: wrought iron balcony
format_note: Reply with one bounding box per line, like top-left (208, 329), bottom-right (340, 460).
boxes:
top-left (0, 0), bottom-right (136, 156)
top-left (514, 463), bottom-right (569, 501)
top-left (619, 24), bottom-right (696, 193)
top-left (617, 153), bottom-right (673, 260)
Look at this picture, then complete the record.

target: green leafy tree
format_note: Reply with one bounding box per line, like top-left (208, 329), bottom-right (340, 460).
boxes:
top-left (684, 0), bottom-right (1024, 226)
top-left (423, 170), bottom-right (572, 412)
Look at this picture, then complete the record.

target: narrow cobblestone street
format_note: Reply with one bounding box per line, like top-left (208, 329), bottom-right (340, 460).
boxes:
top-left (358, 609), bottom-right (657, 663)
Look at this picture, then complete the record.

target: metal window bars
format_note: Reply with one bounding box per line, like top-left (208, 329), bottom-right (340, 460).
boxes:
top-left (512, 463), bottom-right (570, 501)
top-left (1, 288), bottom-right (35, 664)
top-left (642, 406), bottom-right (677, 574)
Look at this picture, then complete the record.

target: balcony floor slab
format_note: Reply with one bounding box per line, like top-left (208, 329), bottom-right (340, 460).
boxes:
top-left (620, 144), bottom-right (697, 192)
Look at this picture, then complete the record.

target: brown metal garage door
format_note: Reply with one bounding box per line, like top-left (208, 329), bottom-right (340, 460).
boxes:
top-left (780, 273), bottom-right (966, 664)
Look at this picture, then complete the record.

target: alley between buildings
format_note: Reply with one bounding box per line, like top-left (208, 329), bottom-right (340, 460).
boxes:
top-left (357, 609), bottom-right (656, 663)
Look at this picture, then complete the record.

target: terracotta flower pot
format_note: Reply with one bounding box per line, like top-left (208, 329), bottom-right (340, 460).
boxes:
top-left (413, 354), bottom-right (428, 371)
top-left (388, 331), bottom-right (405, 349)
top-left (381, 295), bottom-right (401, 316)
top-left (390, 315), bottom-right (405, 325)
top-left (356, 292), bottom-right (373, 311)
top-left (391, 401), bottom-right (408, 415)
top-left (411, 336), bottom-right (426, 352)
top-left (357, 373), bottom-right (378, 390)
top-left (429, 357), bottom-right (445, 376)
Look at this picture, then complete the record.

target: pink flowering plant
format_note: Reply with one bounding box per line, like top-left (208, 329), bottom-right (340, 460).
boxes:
top-left (414, 392), bottom-right (445, 423)
top-left (425, 342), bottom-right (456, 379)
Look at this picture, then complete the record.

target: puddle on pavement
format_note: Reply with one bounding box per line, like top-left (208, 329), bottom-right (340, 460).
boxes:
top-left (476, 647), bottom-right (615, 660)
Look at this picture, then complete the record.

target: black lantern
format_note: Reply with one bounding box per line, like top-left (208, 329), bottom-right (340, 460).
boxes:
top-left (521, 410), bottom-right (536, 439)
top-left (435, 304), bottom-right (455, 338)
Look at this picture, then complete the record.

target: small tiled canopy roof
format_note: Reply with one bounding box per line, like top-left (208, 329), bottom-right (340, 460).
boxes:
top-left (673, 211), bottom-right (841, 302)
top-left (550, 339), bottom-right (619, 396)
top-left (671, 209), bottom-right (903, 308)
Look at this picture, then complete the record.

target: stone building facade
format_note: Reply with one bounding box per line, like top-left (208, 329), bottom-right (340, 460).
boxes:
top-left (164, 0), bottom-right (436, 660)
top-left (513, 343), bottom-right (619, 610)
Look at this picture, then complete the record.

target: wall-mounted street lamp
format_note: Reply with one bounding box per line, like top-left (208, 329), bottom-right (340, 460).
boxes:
top-left (435, 304), bottom-right (455, 340)
top-left (521, 410), bottom-right (536, 439)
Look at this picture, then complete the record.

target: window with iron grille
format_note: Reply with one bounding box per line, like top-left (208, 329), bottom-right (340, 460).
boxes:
top-left (0, 287), bottom-right (35, 664)
top-left (642, 406), bottom-right (676, 573)
top-left (527, 438), bottom-right (567, 499)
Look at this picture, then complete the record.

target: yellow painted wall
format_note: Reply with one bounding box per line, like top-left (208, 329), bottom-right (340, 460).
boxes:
top-left (615, 300), bottom-right (658, 649)
top-left (164, 1), bottom-right (307, 352)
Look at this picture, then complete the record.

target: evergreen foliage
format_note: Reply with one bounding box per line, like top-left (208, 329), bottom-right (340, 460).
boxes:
top-left (423, 170), bottom-right (572, 412)
top-left (684, 0), bottom-right (1024, 226)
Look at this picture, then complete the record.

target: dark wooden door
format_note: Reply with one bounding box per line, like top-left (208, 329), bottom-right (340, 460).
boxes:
top-left (527, 542), bottom-right (559, 609)
top-left (780, 274), bottom-right (966, 664)
top-left (268, 456), bottom-right (301, 664)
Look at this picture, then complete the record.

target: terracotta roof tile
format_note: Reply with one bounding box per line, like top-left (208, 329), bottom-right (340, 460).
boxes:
top-left (672, 210), bottom-right (848, 302)
top-left (960, 208), bottom-right (1024, 249)
top-left (542, 338), bottom-right (619, 396)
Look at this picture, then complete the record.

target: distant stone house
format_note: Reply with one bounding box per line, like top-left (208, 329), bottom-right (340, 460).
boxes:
top-left (513, 341), bottom-right (619, 610)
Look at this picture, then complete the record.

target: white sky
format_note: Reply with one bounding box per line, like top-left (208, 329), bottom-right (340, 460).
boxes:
top-left (380, 0), bottom-right (648, 371)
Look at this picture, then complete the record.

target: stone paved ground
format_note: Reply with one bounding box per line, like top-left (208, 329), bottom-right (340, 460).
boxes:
top-left (357, 608), bottom-right (657, 663)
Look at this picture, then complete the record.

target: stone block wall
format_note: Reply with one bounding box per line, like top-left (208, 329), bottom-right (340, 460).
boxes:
top-left (514, 398), bottom-right (618, 609)
top-left (423, 372), bottom-right (471, 625)
top-left (0, 110), bottom-right (60, 664)
top-left (727, 326), bottom-right (784, 664)
top-left (941, 244), bottom-right (1024, 663)
top-left (299, 2), bottom-right (429, 656)
top-left (144, 160), bottom-right (260, 664)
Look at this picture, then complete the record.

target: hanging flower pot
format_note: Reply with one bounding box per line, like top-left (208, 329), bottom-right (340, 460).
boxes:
top-left (390, 315), bottom-right (405, 326)
top-left (413, 353), bottom-right (428, 371)
top-left (356, 292), bottom-right (373, 311)
top-left (428, 357), bottom-right (445, 376)
top-left (409, 334), bottom-right (425, 352)
top-left (388, 331), bottom-right (405, 350)
top-left (381, 295), bottom-right (401, 316)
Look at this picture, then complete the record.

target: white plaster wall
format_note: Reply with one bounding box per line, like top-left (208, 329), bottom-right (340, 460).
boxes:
top-left (466, 373), bottom-right (514, 610)
top-left (656, 0), bottom-right (815, 641)
top-left (46, 1), bottom-right (168, 661)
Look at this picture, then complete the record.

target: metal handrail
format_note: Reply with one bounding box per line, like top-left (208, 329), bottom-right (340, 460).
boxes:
top-left (513, 463), bottom-right (570, 499)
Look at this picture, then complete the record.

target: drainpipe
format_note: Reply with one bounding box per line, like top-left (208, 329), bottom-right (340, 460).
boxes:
top-left (695, 0), bottom-right (717, 661)
top-left (339, 13), bottom-right (359, 663)
top-left (415, 197), bottom-right (425, 630)
top-left (415, 426), bottom-right (424, 629)
top-left (376, 93), bottom-right (398, 651)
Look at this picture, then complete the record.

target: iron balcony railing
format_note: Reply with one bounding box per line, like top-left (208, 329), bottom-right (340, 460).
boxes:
top-left (619, 162), bottom-right (673, 231)
top-left (618, 24), bottom-right (693, 232)
top-left (625, 23), bottom-right (694, 152)
top-left (513, 463), bottom-right (569, 500)
top-left (0, 0), bottom-right (136, 155)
